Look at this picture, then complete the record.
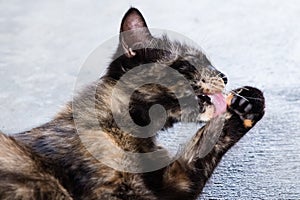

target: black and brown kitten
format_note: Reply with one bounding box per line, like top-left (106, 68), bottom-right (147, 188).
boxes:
top-left (0, 8), bottom-right (265, 200)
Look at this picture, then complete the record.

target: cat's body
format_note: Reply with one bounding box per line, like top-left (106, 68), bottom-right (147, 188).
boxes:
top-left (0, 8), bottom-right (265, 200)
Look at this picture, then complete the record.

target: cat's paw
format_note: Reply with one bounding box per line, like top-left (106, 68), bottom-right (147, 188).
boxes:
top-left (227, 86), bottom-right (265, 129)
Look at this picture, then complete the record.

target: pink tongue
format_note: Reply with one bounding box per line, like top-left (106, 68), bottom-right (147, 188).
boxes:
top-left (210, 93), bottom-right (227, 117)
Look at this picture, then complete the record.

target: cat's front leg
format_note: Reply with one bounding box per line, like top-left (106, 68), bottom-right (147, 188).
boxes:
top-left (158, 86), bottom-right (265, 199)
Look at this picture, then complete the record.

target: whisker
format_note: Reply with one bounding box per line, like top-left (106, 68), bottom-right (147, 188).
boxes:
top-left (239, 87), bottom-right (250, 91)
top-left (216, 72), bottom-right (223, 77)
top-left (229, 90), bottom-right (249, 102)
top-left (242, 96), bottom-right (264, 102)
top-left (210, 84), bottom-right (224, 91)
top-left (224, 89), bottom-right (264, 102)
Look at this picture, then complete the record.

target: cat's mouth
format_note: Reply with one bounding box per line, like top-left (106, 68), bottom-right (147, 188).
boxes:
top-left (197, 93), bottom-right (227, 117)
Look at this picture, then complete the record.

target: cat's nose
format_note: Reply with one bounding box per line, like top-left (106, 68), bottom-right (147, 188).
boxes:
top-left (220, 73), bottom-right (228, 85)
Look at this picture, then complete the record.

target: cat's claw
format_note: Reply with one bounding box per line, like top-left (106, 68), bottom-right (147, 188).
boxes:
top-left (227, 86), bottom-right (265, 128)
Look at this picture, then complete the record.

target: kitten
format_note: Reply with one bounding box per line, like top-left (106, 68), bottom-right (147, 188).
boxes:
top-left (0, 8), bottom-right (265, 200)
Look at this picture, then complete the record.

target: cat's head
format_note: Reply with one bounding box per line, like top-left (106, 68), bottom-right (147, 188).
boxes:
top-left (106, 8), bottom-right (228, 127)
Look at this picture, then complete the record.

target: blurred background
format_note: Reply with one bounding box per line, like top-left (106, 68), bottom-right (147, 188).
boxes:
top-left (1, 0), bottom-right (300, 199)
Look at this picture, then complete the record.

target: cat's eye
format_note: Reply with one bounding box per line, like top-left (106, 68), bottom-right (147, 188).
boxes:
top-left (171, 60), bottom-right (196, 72)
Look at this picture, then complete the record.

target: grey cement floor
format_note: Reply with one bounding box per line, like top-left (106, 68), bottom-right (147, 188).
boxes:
top-left (1, 1), bottom-right (300, 199)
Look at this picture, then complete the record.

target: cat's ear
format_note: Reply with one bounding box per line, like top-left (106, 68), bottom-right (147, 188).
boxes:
top-left (120, 8), bottom-right (152, 58)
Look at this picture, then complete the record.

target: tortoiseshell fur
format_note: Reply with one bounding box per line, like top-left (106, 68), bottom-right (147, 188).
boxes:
top-left (0, 8), bottom-right (265, 200)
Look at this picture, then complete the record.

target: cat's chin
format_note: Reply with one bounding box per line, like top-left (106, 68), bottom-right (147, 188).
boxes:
top-left (196, 93), bottom-right (227, 122)
top-left (197, 105), bottom-right (215, 122)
